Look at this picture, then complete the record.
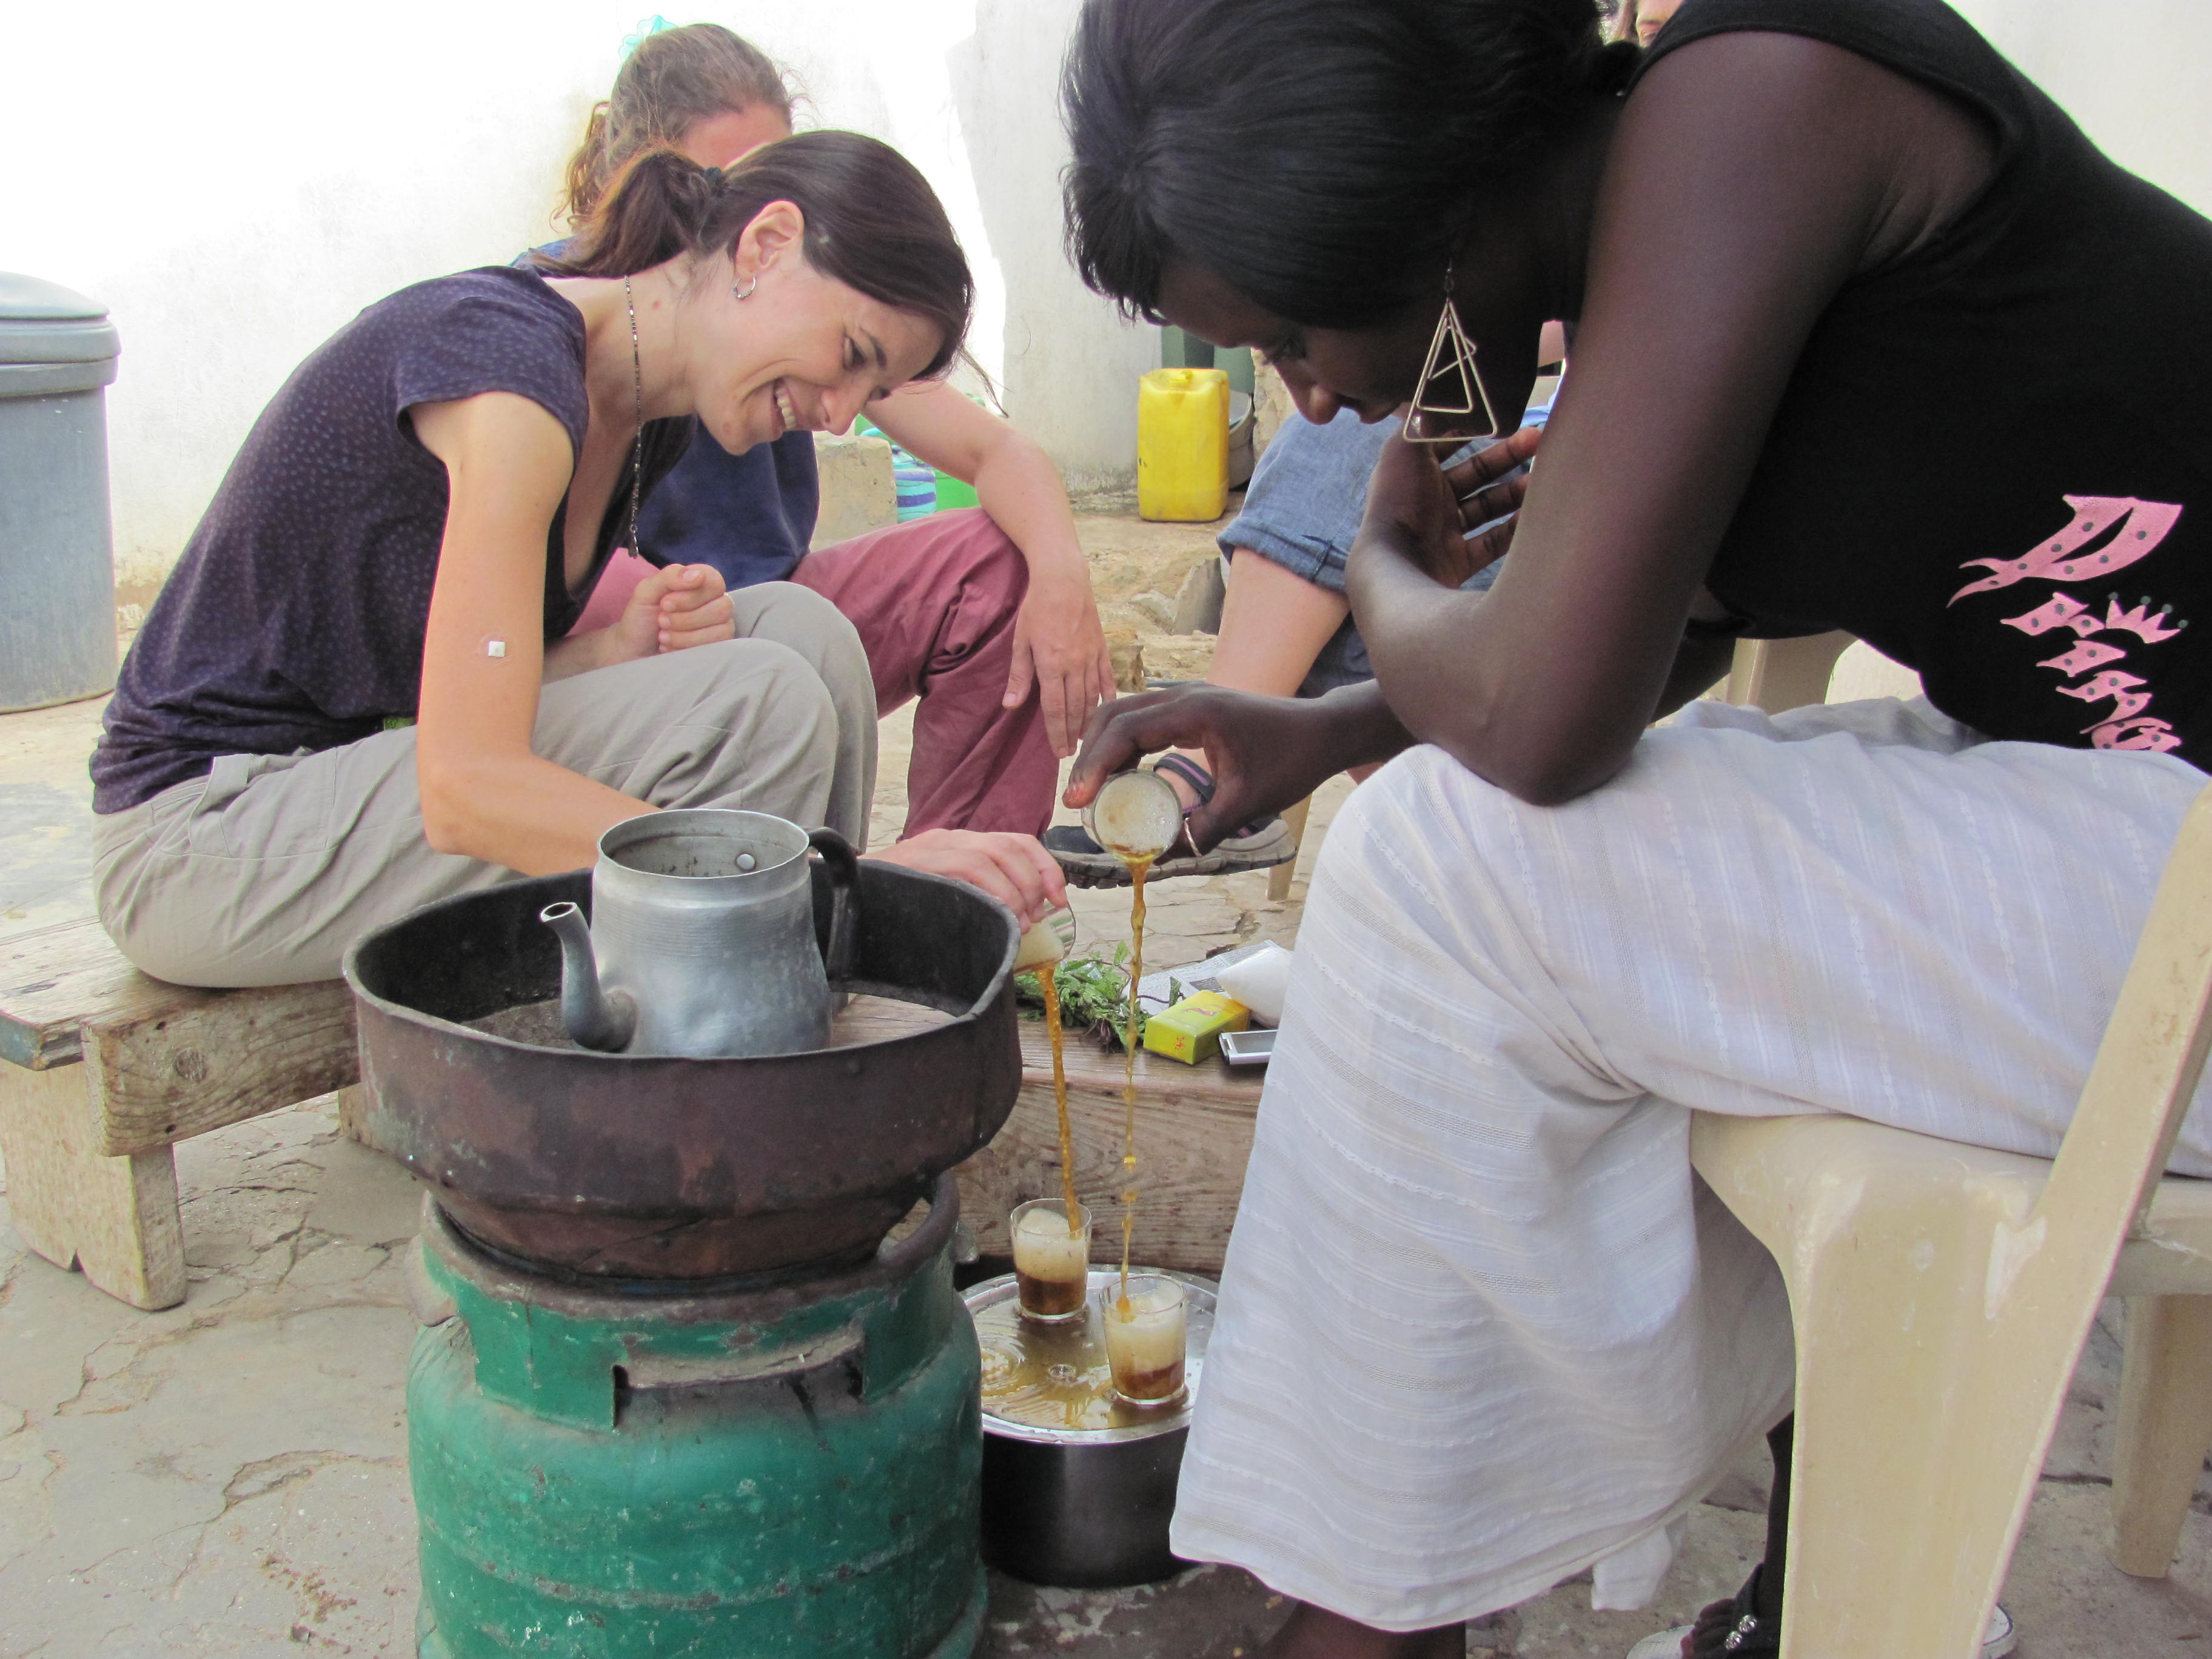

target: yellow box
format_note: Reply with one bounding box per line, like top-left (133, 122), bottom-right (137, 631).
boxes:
top-left (1137, 367), bottom-right (1230, 522)
top-left (1141, 990), bottom-right (1250, 1065)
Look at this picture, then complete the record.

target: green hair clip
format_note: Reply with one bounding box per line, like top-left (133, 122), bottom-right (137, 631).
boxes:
top-left (619, 15), bottom-right (674, 60)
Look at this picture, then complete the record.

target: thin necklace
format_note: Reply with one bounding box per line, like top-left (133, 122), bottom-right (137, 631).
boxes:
top-left (623, 273), bottom-right (643, 556)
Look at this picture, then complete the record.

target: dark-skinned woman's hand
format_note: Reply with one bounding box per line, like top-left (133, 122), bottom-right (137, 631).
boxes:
top-left (1064, 683), bottom-right (1408, 851)
top-left (1359, 424), bottom-right (1544, 587)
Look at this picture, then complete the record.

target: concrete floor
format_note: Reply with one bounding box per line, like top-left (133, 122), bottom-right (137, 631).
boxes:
top-left (12, 1087), bottom-right (2212, 1657)
top-left (7, 522), bottom-right (2212, 1655)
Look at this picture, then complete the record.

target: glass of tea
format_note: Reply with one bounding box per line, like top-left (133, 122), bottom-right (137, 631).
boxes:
top-left (1010, 1198), bottom-right (1092, 1322)
top-left (1101, 1275), bottom-right (1187, 1405)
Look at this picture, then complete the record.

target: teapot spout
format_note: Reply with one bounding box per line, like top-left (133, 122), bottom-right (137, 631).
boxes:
top-left (540, 902), bottom-right (637, 1053)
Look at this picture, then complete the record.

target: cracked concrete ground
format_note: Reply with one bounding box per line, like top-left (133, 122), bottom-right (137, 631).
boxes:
top-left (8, 520), bottom-right (2212, 1654)
top-left (9, 1122), bottom-right (2212, 1659)
top-left (1, 1104), bottom-right (420, 1655)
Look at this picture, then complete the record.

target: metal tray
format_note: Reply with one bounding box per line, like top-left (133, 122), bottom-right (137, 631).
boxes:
top-left (965, 1269), bottom-right (1220, 1587)
top-left (967, 1270), bottom-right (1218, 1444)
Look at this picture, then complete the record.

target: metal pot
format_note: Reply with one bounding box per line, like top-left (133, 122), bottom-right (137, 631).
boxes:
top-left (344, 859), bottom-right (1020, 1279)
top-left (965, 1270), bottom-right (1217, 1589)
top-left (541, 809), bottom-right (860, 1059)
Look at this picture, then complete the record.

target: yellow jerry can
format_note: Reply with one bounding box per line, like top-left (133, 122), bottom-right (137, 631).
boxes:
top-left (1137, 367), bottom-right (1230, 522)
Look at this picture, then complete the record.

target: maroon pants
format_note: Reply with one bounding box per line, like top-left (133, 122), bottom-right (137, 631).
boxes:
top-left (575, 509), bottom-right (1054, 837)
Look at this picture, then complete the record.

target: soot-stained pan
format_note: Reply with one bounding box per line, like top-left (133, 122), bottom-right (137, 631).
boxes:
top-left (344, 861), bottom-right (1021, 1279)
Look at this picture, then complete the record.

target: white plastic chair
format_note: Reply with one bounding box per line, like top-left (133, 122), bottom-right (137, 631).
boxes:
top-left (1695, 633), bottom-right (2212, 1657)
top-left (1267, 794), bottom-right (1315, 902)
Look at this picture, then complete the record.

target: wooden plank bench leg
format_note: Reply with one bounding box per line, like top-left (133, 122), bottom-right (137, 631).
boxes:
top-left (336, 1082), bottom-right (372, 1147)
top-left (0, 1061), bottom-right (186, 1310)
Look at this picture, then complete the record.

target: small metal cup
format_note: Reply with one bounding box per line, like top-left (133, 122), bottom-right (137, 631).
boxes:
top-left (1082, 769), bottom-right (1184, 865)
top-left (1101, 1275), bottom-right (1187, 1405)
top-left (1011, 1198), bottom-right (1093, 1322)
top-left (1013, 907), bottom-right (1078, 974)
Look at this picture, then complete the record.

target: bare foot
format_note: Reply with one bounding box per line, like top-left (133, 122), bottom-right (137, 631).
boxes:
top-left (1258, 1601), bottom-right (1466, 1659)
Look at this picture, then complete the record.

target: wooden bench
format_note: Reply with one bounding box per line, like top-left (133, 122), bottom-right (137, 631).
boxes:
top-left (0, 918), bottom-right (357, 1309)
top-left (957, 1019), bottom-right (1263, 1277)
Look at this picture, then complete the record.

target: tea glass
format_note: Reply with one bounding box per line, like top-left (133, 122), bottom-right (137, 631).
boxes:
top-left (1010, 1198), bottom-right (1093, 1322)
top-left (1100, 1274), bottom-right (1187, 1404)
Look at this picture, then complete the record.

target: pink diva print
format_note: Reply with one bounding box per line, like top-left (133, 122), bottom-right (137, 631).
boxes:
top-left (1951, 495), bottom-right (2189, 753)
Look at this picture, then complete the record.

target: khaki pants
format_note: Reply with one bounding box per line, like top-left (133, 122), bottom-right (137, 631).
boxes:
top-left (93, 583), bottom-right (874, 988)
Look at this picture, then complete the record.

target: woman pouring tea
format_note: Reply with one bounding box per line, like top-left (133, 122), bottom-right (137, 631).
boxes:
top-left (1061, 0), bottom-right (2212, 1654)
top-left (91, 131), bottom-right (1065, 988)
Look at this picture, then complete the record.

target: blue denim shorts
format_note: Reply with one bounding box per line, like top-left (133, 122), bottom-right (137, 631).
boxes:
top-left (1219, 403), bottom-right (1542, 695)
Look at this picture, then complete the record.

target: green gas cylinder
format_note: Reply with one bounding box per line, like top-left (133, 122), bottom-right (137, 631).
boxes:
top-left (406, 1182), bottom-right (983, 1658)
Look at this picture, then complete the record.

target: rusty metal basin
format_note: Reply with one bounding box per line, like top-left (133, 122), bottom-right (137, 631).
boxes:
top-left (343, 862), bottom-right (1021, 1279)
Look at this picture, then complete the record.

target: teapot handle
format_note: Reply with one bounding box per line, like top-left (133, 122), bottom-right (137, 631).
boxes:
top-left (808, 828), bottom-right (862, 982)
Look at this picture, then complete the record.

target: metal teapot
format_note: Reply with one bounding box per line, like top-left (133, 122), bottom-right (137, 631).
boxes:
top-left (539, 809), bottom-right (860, 1059)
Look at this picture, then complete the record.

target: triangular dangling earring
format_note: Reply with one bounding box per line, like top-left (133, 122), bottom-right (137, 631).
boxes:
top-left (1403, 269), bottom-right (1500, 445)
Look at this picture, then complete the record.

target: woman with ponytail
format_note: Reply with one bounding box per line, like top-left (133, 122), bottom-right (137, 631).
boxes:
top-left (1064, 0), bottom-right (2212, 1654)
top-left (541, 22), bottom-right (1116, 842)
top-left (90, 127), bottom-right (1064, 988)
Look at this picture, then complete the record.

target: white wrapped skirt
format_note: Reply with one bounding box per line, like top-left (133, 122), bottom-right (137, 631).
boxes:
top-left (1170, 697), bottom-right (2212, 1629)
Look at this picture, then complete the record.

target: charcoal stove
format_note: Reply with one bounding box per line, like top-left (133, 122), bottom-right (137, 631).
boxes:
top-left (344, 859), bottom-right (1022, 1659)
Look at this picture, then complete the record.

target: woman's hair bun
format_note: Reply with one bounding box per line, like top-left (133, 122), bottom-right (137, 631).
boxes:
top-left (561, 22), bottom-right (793, 227)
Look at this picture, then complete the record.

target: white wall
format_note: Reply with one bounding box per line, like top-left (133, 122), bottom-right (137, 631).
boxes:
top-left (0, 0), bottom-right (1153, 600)
top-left (5, 1), bottom-right (2206, 601)
top-left (1950, 0), bottom-right (2212, 217)
top-left (953, 0), bottom-right (1158, 500)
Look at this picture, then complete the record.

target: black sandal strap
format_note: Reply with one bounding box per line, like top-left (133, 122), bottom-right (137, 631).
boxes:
top-left (1146, 754), bottom-right (1289, 844)
top-left (1150, 752), bottom-right (1215, 808)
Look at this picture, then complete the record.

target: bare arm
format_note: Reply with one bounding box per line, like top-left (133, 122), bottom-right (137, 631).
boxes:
top-left (869, 381), bottom-right (1114, 755)
top-left (1350, 32), bottom-right (1993, 803)
top-left (410, 393), bottom-right (1076, 919)
top-left (409, 392), bottom-right (657, 872)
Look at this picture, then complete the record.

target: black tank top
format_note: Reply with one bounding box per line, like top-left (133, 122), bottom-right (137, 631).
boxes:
top-left (1637, 0), bottom-right (2212, 765)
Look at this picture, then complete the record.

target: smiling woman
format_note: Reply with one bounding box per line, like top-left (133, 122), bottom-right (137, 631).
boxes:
top-left (539, 134), bottom-right (972, 418)
top-left (86, 128), bottom-right (1066, 990)
top-left (539, 24), bottom-right (1118, 844)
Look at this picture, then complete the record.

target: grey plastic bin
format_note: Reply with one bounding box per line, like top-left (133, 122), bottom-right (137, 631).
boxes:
top-left (0, 272), bottom-right (121, 711)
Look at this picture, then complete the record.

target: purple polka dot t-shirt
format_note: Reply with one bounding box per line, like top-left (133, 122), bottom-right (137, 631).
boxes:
top-left (92, 266), bottom-right (688, 813)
